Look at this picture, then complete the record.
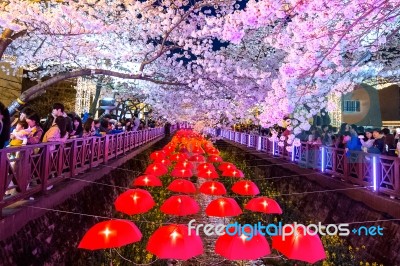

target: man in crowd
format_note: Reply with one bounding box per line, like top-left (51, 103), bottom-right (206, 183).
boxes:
top-left (42, 103), bottom-right (73, 138)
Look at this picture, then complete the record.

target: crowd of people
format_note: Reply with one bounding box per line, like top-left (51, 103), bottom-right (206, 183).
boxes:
top-left (0, 101), bottom-right (162, 150)
top-left (228, 121), bottom-right (400, 157)
top-left (295, 123), bottom-right (399, 157)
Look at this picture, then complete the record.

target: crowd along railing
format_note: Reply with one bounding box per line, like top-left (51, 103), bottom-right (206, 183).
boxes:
top-left (213, 129), bottom-right (400, 199)
top-left (0, 127), bottom-right (166, 215)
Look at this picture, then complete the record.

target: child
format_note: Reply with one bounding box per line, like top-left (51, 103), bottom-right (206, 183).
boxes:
top-left (9, 120), bottom-right (29, 146)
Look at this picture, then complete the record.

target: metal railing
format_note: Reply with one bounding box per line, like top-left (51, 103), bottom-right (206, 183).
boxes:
top-left (0, 127), bottom-right (167, 213)
top-left (213, 129), bottom-right (400, 199)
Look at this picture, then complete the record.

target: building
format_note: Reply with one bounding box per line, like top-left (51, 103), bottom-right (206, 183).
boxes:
top-left (341, 83), bottom-right (382, 127)
top-left (378, 84), bottom-right (400, 127)
top-left (0, 60), bottom-right (23, 106)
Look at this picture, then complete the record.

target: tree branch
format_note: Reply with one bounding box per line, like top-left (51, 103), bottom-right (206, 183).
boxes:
top-left (7, 68), bottom-right (187, 115)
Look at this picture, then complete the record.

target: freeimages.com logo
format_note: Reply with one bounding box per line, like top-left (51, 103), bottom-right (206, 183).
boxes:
top-left (188, 220), bottom-right (383, 240)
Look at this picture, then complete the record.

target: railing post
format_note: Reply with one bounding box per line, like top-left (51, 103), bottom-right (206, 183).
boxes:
top-left (343, 152), bottom-right (349, 180)
top-left (332, 148), bottom-right (337, 173)
top-left (257, 136), bottom-right (262, 151)
top-left (41, 145), bottom-right (51, 192)
top-left (372, 155), bottom-right (378, 192)
top-left (247, 135), bottom-right (251, 147)
top-left (394, 159), bottom-right (400, 195)
top-left (57, 143), bottom-right (65, 177)
top-left (18, 150), bottom-right (30, 193)
top-left (0, 150), bottom-right (8, 198)
top-left (89, 137), bottom-right (95, 168)
top-left (70, 140), bottom-right (77, 177)
top-left (104, 135), bottom-right (109, 163)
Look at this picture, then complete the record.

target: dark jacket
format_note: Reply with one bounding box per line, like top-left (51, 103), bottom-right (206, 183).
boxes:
top-left (368, 138), bottom-right (384, 154)
top-left (384, 134), bottom-right (396, 156)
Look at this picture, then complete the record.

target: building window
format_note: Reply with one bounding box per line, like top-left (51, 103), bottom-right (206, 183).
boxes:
top-left (343, 100), bottom-right (360, 112)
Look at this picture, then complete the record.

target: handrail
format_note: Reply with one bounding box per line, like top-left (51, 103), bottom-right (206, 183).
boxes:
top-left (0, 127), bottom-right (167, 214)
top-left (213, 129), bottom-right (400, 199)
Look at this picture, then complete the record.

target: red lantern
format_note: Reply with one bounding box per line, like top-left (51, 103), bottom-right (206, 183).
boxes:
top-left (199, 181), bottom-right (226, 196)
top-left (197, 169), bottom-right (219, 179)
top-left (218, 162), bottom-right (237, 172)
top-left (272, 225), bottom-right (326, 264)
top-left (205, 197), bottom-right (242, 217)
top-left (231, 180), bottom-right (259, 195)
top-left (245, 197), bottom-right (282, 214)
top-left (145, 163), bottom-right (168, 176)
top-left (169, 153), bottom-right (189, 162)
top-left (146, 224), bottom-right (203, 260)
top-left (114, 189), bottom-right (155, 215)
top-left (167, 179), bottom-right (197, 194)
top-left (154, 158), bottom-right (172, 167)
top-left (150, 150), bottom-right (166, 161)
top-left (215, 228), bottom-right (270, 260)
top-left (132, 174), bottom-right (162, 187)
top-left (222, 169), bottom-right (244, 178)
top-left (197, 163), bottom-right (216, 172)
top-left (189, 154), bottom-right (206, 162)
top-left (192, 146), bottom-right (205, 154)
top-left (207, 155), bottom-right (223, 163)
top-left (175, 161), bottom-right (193, 170)
top-left (160, 195), bottom-right (199, 216)
top-left (78, 220), bottom-right (142, 250)
top-left (171, 168), bottom-right (193, 178)
top-left (163, 145), bottom-right (175, 155)
top-left (206, 148), bottom-right (220, 155)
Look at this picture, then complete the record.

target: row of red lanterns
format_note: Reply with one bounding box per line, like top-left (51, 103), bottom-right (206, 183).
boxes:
top-left (78, 129), bottom-right (326, 264)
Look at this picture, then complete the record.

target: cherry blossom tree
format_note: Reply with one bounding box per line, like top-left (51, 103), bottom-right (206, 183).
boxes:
top-left (1, 0), bottom-right (236, 114)
top-left (1, 0), bottom-right (399, 131)
top-left (203, 0), bottom-right (400, 130)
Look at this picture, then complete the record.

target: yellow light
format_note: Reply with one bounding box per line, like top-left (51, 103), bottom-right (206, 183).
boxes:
top-left (143, 177), bottom-right (149, 184)
top-left (101, 227), bottom-right (113, 239)
top-left (132, 194), bottom-right (139, 202)
top-left (262, 200), bottom-right (268, 208)
top-left (170, 230), bottom-right (180, 241)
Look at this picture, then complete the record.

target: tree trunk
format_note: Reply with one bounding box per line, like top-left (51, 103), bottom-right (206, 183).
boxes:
top-left (89, 82), bottom-right (102, 117)
top-left (0, 29), bottom-right (27, 61)
top-left (0, 29), bottom-right (13, 60)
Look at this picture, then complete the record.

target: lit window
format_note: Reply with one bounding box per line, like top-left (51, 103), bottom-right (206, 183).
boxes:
top-left (343, 100), bottom-right (360, 112)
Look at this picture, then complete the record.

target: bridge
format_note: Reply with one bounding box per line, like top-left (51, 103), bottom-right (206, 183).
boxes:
top-left (212, 129), bottom-right (400, 200)
top-left (0, 127), bottom-right (171, 216)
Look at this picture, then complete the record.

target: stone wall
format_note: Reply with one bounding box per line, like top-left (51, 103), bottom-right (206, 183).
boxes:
top-left (220, 142), bottom-right (400, 265)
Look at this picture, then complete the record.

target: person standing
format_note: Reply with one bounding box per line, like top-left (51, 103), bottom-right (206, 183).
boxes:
top-left (42, 103), bottom-right (73, 137)
top-left (25, 113), bottom-right (43, 145)
top-left (360, 129), bottom-right (375, 152)
top-left (0, 101), bottom-right (11, 149)
top-left (132, 114), bottom-right (140, 131)
top-left (42, 116), bottom-right (68, 143)
top-left (368, 129), bottom-right (385, 154)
